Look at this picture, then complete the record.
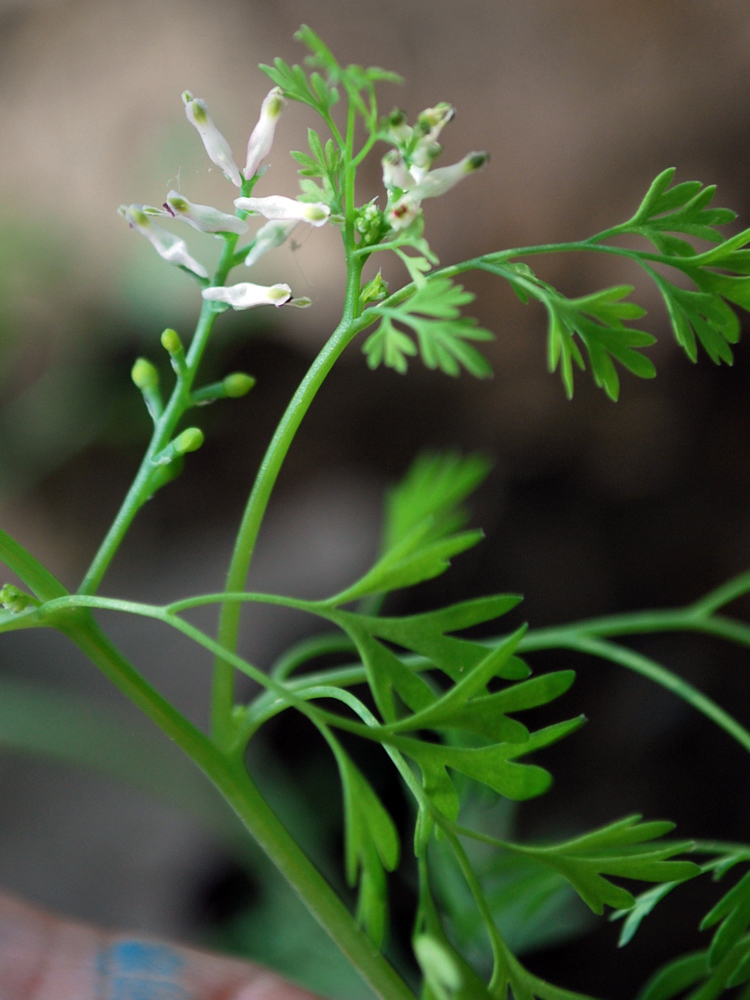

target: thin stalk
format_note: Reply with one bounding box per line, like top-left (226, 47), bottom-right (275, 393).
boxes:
top-left (79, 235), bottom-right (241, 597)
top-left (562, 634), bottom-right (750, 756)
top-left (210, 250), bottom-right (366, 745)
top-left (61, 612), bottom-right (416, 1000)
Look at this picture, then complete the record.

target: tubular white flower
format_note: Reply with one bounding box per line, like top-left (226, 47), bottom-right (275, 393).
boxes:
top-left (234, 195), bottom-right (330, 227)
top-left (408, 151), bottom-right (490, 201)
top-left (119, 205), bottom-right (208, 278)
top-left (164, 191), bottom-right (248, 235)
top-left (244, 87), bottom-right (287, 181)
top-left (243, 219), bottom-right (299, 267)
top-left (382, 150), bottom-right (416, 191)
top-left (415, 103), bottom-right (455, 140)
top-left (386, 194), bottom-right (421, 231)
top-left (202, 281), bottom-right (293, 309)
top-left (182, 91), bottom-right (242, 187)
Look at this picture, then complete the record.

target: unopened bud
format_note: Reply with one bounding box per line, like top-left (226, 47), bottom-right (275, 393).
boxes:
top-left (160, 328), bottom-right (183, 356)
top-left (174, 427), bottom-right (204, 455)
top-left (244, 87), bottom-right (287, 180)
top-left (0, 584), bottom-right (38, 614)
top-left (182, 91), bottom-right (242, 187)
top-left (131, 358), bottom-right (160, 390)
top-left (360, 271), bottom-right (389, 306)
top-left (223, 372), bottom-right (256, 397)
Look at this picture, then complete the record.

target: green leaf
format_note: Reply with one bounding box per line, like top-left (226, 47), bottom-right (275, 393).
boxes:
top-left (640, 951), bottom-right (710, 1000)
top-left (520, 815), bottom-right (700, 916)
top-left (625, 168), bottom-right (737, 254)
top-left (328, 453), bottom-right (491, 603)
top-left (364, 278), bottom-right (494, 378)
top-left (392, 716), bottom-right (585, 813)
top-left (478, 259), bottom-right (655, 400)
top-left (382, 625), bottom-right (529, 735)
top-left (334, 747), bottom-right (399, 947)
top-left (547, 287), bottom-right (656, 401)
top-left (654, 276), bottom-right (740, 365)
top-left (701, 869), bottom-right (750, 969)
top-left (612, 881), bottom-right (683, 947)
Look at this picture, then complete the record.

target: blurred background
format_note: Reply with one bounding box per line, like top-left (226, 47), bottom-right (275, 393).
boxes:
top-left (1, 0), bottom-right (750, 996)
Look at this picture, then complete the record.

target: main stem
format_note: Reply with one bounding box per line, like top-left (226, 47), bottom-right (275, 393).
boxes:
top-left (211, 250), bottom-right (365, 744)
top-left (60, 611), bottom-right (415, 1000)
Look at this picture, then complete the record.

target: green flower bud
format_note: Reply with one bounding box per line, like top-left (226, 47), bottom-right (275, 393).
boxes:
top-left (223, 372), bottom-right (256, 398)
top-left (0, 584), bottom-right (38, 614)
top-left (160, 328), bottom-right (183, 356)
top-left (173, 427), bottom-right (204, 455)
top-left (360, 271), bottom-right (389, 306)
top-left (131, 358), bottom-right (160, 390)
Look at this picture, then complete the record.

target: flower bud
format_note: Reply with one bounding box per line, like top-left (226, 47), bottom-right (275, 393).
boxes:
top-left (0, 584), bottom-right (37, 614)
top-left (244, 87), bottom-right (287, 181)
top-left (223, 372), bottom-right (256, 397)
top-left (409, 151), bottom-right (489, 201)
top-left (152, 427), bottom-right (203, 467)
top-left (119, 204), bottom-right (208, 278)
top-left (234, 195), bottom-right (330, 227)
top-left (202, 281), bottom-right (293, 310)
top-left (383, 108), bottom-right (412, 143)
top-left (182, 91), bottom-right (242, 187)
top-left (160, 328), bottom-right (183, 356)
top-left (131, 357), bottom-right (159, 390)
top-left (415, 102), bottom-right (455, 138)
top-left (360, 271), bottom-right (389, 306)
top-left (244, 219), bottom-right (299, 267)
top-left (382, 150), bottom-right (415, 191)
top-left (164, 191), bottom-right (248, 235)
top-left (174, 427), bottom-right (204, 454)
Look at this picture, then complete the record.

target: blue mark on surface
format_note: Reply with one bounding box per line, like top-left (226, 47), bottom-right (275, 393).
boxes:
top-left (109, 942), bottom-right (184, 976)
top-left (96, 940), bottom-right (188, 1000)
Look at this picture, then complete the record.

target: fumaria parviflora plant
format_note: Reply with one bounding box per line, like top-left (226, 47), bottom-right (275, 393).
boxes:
top-left (3, 25), bottom-right (750, 1000)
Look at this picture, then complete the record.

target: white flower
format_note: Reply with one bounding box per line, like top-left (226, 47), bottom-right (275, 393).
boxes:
top-left (182, 91), bottom-right (242, 187)
top-left (202, 281), bottom-right (293, 309)
top-left (382, 150), bottom-right (416, 192)
top-left (244, 87), bottom-right (287, 181)
top-left (386, 194), bottom-right (421, 231)
top-left (234, 195), bottom-right (330, 227)
top-left (119, 204), bottom-right (208, 278)
top-left (164, 191), bottom-right (248, 235)
top-left (243, 219), bottom-right (299, 267)
top-left (415, 103), bottom-right (455, 141)
top-left (408, 151), bottom-right (489, 200)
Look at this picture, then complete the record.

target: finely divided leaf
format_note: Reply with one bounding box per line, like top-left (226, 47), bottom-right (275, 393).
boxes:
top-left (546, 287), bottom-right (655, 401)
top-left (519, 815), bottom-right (699, 915)
top-left (363, 278), bottom-right (494, 378)
top-left (328, 453), bottom-right (491, 603)
top-left (625, 168), bottom-right (737, 255)
top-left (335, 747), bottom-right (399, 946)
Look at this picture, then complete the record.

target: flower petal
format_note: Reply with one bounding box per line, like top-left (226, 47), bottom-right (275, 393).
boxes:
top-left (202, 281), bottom-right (293, 309)
top-left (182, 91), bottom-right (242, 187)
top-left (244, 87), bottom-right (287, 181)
top-left (408, 151), bottom-right (489, 201)
top-left (120, 204), bottom-right (208, 278)
top-left (234, 195), bottom-right (330, 226)
top-left (244, 219), bottom-right (299, 267)
top-left (165, 191), bottom-right (248, 235)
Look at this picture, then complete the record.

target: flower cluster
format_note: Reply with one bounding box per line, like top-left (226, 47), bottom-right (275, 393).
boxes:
top-left (380, 103), bottom-right (489, 231)
top-left (119, 88), bottom-right (330, 310)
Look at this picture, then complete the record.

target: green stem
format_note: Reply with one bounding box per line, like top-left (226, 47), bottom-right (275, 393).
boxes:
top-left (211, 252), bottom-right (366, 746)
top-left (554, 634), bottom-right (750, 756)
top-left (0, 526), bottom-right (68, 601)
top-left (78, 237), bottom-right (240, 597)
top-left (59, 611), bottom-right (415, 1000)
